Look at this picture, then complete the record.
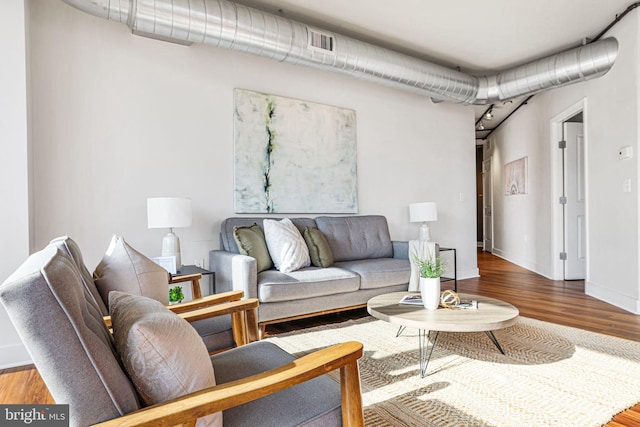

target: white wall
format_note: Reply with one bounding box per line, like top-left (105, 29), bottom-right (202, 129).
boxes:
top-left (0, 0), bottom-right (479, 367)
top-left (0, 0), bottom-right (33, 367)
top-left (486, 11), bottom-right (640, 313)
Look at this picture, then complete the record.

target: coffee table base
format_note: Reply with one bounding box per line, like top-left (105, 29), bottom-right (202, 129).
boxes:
top-left (418, 330), bottom-right (505, 378)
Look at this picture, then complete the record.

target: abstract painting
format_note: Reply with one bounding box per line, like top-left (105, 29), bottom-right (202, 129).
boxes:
top-left (504, 157), bottom-right (528, 195)
top-left (234, 89), bottom-right (358, 213)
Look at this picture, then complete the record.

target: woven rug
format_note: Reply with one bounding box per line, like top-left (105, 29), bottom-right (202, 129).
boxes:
top-left (266, 316), bottom-right (640, 426)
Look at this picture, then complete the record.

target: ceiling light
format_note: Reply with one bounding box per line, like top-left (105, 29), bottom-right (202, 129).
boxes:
top-left (478, 121), bottom-right (485, 130)
top-left (484, 110), bottom-right (493, 120)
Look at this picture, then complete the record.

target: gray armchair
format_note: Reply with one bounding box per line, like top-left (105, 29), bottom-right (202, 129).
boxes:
top-left (0, 244), bottom-right (364, 427)
top-left (50, 235), bottom-right (236, 353)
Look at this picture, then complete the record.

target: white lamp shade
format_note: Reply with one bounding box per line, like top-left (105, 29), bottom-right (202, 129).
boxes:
top-left (147, 197), bottom-right (192, 229)
top-left (409, 202), bottom-right (438, 223)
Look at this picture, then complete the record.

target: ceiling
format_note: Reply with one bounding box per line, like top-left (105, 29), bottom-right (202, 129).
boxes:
top-left (233, 0), bottom-right (635, 143)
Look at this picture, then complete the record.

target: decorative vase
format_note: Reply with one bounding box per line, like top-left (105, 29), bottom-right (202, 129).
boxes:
top-left (420, 277), bottom-right (441, 310)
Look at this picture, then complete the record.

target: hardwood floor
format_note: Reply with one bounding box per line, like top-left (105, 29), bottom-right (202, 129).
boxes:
top-left (2, 250), bottom-right (639, 425)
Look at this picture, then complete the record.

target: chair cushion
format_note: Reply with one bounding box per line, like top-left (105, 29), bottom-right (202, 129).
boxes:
top-left (213, 341), bottom-right (341, 427)
top-left (263, 218), bottom-right (311, 273)
top-left (257, 267), bottom-right (360, 302)
top-left (109, 291), bottom-right (222, 427)
top-left (233, 223), bottom-right (273, 272)
top-left (49, 235), bottom-right (110, 316)
top-left (0, 247), bottom-right (140, 426)
top-left (303, 227), bottom-right (334, 268)
top-left (93, 235), bottom-right (170, 306)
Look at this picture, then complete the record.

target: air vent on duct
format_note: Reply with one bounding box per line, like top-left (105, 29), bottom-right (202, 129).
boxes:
top-left (308, 28), bottom-right (335, 53)
top-left (61, 0), bottom-right (619, 105)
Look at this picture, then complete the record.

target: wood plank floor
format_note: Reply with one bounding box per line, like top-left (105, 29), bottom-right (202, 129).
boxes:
top-left (1, 250), bottom-right (639, 425)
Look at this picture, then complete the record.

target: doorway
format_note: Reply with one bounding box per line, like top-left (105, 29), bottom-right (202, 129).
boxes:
top-left (563, 118), bottom-right (586, 280)
top-left (551, 99), bottom-right (587, 280)
top-left (482, 156), bottom-right (492, 253)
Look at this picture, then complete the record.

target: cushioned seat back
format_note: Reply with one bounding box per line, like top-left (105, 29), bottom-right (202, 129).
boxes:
top-left (220, 217), bottom-right (317, 253)
top-left (0, 247), bottom-right (140, 426)
top-left (315, 215), bottom-right (393, 262)
top-left (49, 236), bottom-right (109, 316)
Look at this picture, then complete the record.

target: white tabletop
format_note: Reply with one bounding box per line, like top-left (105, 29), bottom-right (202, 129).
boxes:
top-left (367, 291), bottom-right (519, 332)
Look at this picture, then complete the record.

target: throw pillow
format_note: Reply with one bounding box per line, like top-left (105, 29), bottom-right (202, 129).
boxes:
top-left (303, 227), bottom-right (334, 268)
top-left (263, 218), bottom-right (311, 273)
top-left (93, 235), bottom-right (170, 307)
top-left (233, 223), bottom-right (273, 272)
top-left (109, 291), bottom-right (222, 427)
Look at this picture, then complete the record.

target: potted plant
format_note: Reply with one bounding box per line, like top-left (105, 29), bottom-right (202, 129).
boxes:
top-left (169, 285), bottom-right (184, 304)
top-left (412, 255), bottom-right (446, 310)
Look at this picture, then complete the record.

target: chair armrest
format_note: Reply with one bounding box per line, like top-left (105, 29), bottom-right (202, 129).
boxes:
top-left (168, 290), bottom-right (244, 313)
top-left (91, 341), bottom-right (364, 427)
top-left (392, 240), bottom-right (409, 259)
top-left (170, 273), bottom-right (203, 299)
top-left (209, 250), bottom-right (258, 299)
top-left (102, 291), bottom-right (246, 328)
top-left (178, 298), bottom-right (260, 346)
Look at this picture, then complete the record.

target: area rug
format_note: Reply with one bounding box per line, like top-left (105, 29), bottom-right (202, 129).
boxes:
top-left (266, 316), bottom-right (640, 427)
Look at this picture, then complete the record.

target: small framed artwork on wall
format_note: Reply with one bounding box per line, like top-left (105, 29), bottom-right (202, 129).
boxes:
top-left (504, 157), bottom-right (528, 196)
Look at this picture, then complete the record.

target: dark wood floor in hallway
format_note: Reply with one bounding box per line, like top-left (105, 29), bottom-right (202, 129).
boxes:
top-left (1, 249), bottom-right (639, 425)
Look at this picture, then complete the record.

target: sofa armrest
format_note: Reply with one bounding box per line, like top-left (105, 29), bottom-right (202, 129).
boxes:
top-left (209, 250), bottom-right (259, 299)
top-left (392, 241), bottom-right (409, 260)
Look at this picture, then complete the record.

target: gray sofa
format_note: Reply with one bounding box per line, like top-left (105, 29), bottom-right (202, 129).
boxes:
top-left (209, 215), bottom-right (410, 329)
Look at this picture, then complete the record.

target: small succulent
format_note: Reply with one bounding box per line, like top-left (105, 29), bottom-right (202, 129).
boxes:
top-left (169, 285), bottom-right (184, 303)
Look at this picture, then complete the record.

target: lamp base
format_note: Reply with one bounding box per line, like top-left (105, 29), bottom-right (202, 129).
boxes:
top-left (419, 223), bottom-right (431, 242)
top-left (161, 229), bottom-right (181, 271)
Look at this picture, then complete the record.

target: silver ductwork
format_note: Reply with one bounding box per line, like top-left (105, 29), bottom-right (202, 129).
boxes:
top-left (62, 0), bottom-right (618, 105)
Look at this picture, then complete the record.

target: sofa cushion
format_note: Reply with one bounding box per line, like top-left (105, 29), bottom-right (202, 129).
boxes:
top-left (234, 223), bottom-right (273, 273)
top-left (263, 218), bottom-right (311, 273)
top-left (336, 258), bottom-right (410, 289)
top-left (257, 267), bottom-right (360, 303)
top-left (49, 236), bottom-right (109, 316)
top-left (315, 215), bottom-right (393, 262)
top-left (213, 341), bottom-right (341, 427)
top-left (303, 227), bottom-right (334, 268)
top-left (109, 292), bottom-right (222, 427)
top-left (0, 247), bottom-right (140, 426)
top-left (93, 235), bottom-right (170, 306)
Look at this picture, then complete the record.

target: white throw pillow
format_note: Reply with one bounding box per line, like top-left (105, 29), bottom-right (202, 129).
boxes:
top-left (263, 218), bottom-right (311, 273)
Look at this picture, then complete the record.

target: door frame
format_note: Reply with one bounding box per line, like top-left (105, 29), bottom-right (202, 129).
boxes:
top-left (550, 98), bottom-right (588, 280)
top-left (482, 154), bottom-right (493, 253)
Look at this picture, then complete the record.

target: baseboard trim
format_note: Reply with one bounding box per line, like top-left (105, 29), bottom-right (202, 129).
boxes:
top-left (586, 281), bottom-right (640, 314)
top-left (458, 268), bottom-right (480, 280)
top-left (491, 248), bottom-right (552, 279)
top-left (0, 343), bottom-right (31, 369)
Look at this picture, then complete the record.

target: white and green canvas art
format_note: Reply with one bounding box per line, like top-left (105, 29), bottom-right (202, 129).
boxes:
top-left (233, 89), bottom-right (358, 213)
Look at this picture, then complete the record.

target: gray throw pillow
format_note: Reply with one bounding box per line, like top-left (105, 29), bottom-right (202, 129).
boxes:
top-left (109, 291), bottom-right (222, 427)
top-left (93, 235), bottom-right (170, 306)
top-left (233, 224), bottom-right (273, 272)
top-left (303, 227), bottom-right (334, 268)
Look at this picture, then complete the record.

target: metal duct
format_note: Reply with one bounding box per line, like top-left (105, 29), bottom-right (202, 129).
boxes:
top-left (62, 0), bottom-right (618, 105)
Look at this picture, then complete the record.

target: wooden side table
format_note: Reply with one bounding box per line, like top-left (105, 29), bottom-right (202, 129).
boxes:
top-left (171, 265), bottom-right (216, 298)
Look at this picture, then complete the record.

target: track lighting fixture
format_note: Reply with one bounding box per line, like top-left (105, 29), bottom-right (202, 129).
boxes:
top-left (484, 109), bottom-right (493, 120)
top-left (478, 121), bottom-right (485, 130)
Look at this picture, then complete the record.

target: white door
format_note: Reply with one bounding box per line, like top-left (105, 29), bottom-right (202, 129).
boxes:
top-left (482, 159), bottom-right (492, 252)
top-left (564, 122), bottom-right (586, 280)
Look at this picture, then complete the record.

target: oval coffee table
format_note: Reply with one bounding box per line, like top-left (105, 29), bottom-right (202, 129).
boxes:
top-left (367, 291), bottom-right (519, 377)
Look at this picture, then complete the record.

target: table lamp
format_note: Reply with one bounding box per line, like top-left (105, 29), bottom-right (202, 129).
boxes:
top-left (409, 202), bottom-right (438, 241)
top-left (147, 197), bottom-right (192, 270)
